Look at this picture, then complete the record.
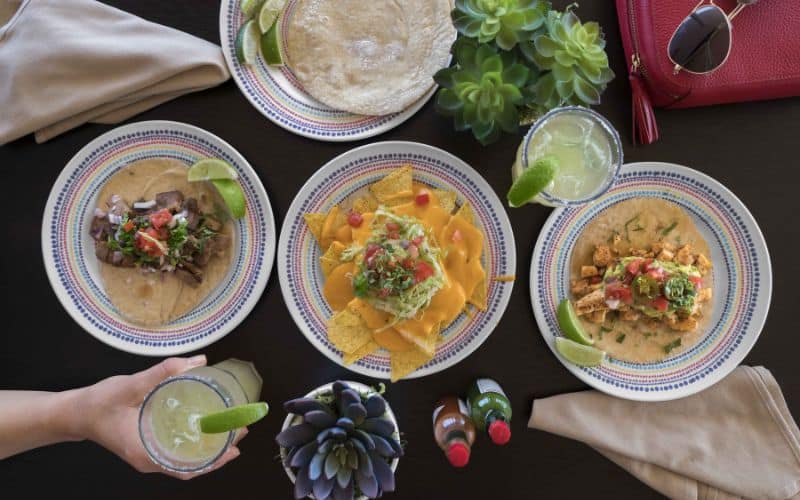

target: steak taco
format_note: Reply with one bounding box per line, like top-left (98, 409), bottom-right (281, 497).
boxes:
top-left (89, 159), bottom-right (233, 326)
top-left (569, 198), bottom-right (714, 363)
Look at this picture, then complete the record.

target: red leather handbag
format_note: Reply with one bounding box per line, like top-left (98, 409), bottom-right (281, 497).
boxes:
top-left (616, 0), bottom-right (800, 144)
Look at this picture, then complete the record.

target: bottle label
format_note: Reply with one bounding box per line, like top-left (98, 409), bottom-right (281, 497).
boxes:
top-left (432, 404), bottom-right (444, 426)
top-left (458, 398), bottom-right (469, 416)
top-left (476, 378), bottom-right (505, 397)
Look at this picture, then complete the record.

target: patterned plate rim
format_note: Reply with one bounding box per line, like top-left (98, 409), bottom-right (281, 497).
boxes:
top-left (530, 161), bottom-right (772, 401)
top-left (41, 120), bottom-right (276, 356)
top-left (277, 141), bottom-right (516, 379)
top-left (218, 0), bottom-right (442, 142)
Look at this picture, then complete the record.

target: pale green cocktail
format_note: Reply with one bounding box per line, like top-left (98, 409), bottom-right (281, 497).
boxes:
top-left (138, 359), bottom-right (262, 473)
top-left (512, 106), bottom-right (622, 206)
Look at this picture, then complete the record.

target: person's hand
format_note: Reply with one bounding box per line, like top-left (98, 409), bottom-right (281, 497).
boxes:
top-left (77, 355), bottom-right (246, 479)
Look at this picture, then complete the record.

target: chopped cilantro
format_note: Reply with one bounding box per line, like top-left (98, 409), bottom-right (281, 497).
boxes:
top-left (663, 338), bottom-right (682, 354)
top-left (661, 221), bottom-right (678, 236)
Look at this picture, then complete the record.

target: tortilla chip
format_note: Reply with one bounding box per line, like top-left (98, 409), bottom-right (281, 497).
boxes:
top-left (455, 201), bottom-right (475, 223)
top-left (344, 341), bottom-right (380, 365)
top-left (320, 241), bottom-right (347, 277)
top-left (384, 196), bottom-right (414, 207)
top-left (327, 308), bottom-right (373, 354)
top-left (434, 189), bottom-right (457, 213)
top-left (370, 165), bottom-right (413, 203)
top-left (391, 348), bottom-right (434, 382)
top-left (352, 196), bottom-right (378, 214)
top-left (468, 277), bottom-right (488, 311)
top-left (396, 322), bottom-right (440, 357)
top-left (304, 213), bottom-right (327, 243)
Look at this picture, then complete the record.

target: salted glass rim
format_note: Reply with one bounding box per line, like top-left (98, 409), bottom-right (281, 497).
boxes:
top-left (521, 105), bottom-right (623, 206)
top-left (137, 374), bottom-right (235, 473)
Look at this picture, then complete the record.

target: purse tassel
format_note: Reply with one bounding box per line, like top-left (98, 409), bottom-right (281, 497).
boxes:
top-left (629, 68), bottom-right (659, 145)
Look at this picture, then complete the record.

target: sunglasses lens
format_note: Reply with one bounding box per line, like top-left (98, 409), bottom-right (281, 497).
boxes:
top-left (669, 5), bottom-right (731, 73)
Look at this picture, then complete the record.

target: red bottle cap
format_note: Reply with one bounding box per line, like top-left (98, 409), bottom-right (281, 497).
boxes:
top-left (488, 420), bottom-right (511, 445)
top-left (446, 442), bottom-right (470, 467)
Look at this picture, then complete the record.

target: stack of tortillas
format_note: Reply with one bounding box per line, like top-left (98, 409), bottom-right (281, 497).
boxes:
top-left (285, 0), bottom-right (456, 116)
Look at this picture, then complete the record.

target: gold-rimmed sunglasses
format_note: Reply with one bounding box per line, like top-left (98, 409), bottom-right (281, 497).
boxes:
top-left (668, 0), bottom-right (760, 75)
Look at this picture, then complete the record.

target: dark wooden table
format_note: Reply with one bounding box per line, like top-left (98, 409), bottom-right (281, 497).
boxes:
top-left (2, 1), bottom-right (797, 498)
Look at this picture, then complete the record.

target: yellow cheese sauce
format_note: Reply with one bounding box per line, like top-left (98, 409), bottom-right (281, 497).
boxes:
top-left (321, 183), bottom-right (485, 351)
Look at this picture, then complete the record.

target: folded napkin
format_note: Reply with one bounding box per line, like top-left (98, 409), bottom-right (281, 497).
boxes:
top-left (0, 0), bottom-right (230, 145)
top-left (529, 366), bottom-right (800, 499)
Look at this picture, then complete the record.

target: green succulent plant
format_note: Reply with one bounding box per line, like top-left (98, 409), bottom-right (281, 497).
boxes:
top-left (452, 0), bottom-right (550, 50)
top-left (519, 7), bottom-right (614, 110)
top-left (276, 381), bottom-right (402, 500)
top-left (435, 38), bottom-right (533, 145)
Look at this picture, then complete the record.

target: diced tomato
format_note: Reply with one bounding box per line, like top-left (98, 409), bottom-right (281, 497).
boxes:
top-left (623, 273), bottom-right (635, 285)
top-left (122, 220), bottom-right (135, 232)
top-left (689, 275), bottom-right (702, 290)
top-left (589, 275), bottom-right (602, 285)
top-left (407, 244), bottom-right (419, 259)
top-left (365, 243), bottom-right (381, 259)
top-left (385, 222), bottom-right (400, 232)
top-left (347, 211), bottom-right (363, 228)
top-left (626, 259), bottom-right (644, 275)
top-left (414, 261), bottom-right (434, 284)
top-left (401, 258), bottom-right (415, 270)
top-left (651, 296), bottom-right (669, 312)
top-left (647, 268), bottom-right (666, 281)
top-left (149, 209), bottom-right (172, 229)
top-left (412, 235), bottom-right (424, 246)
top-left (415, 192), bottom-right (430, 206)
top-left (452, 229), bottom-right (463, 242)
top-left (135, 230), bottom-right (164, 257)
top-left (643, 258), bottom-right (654, 270)
top-left (605, 283), bottom-right (633, 305)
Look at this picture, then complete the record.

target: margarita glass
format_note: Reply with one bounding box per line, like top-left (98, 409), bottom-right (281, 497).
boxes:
top-left (138, 359), bottom-right (262, 473)
top-left (512, 106), bottom-right (622, 207)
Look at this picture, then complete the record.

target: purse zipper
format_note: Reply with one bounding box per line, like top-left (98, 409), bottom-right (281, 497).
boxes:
top-left (626, 0), bottom-right (682, 100)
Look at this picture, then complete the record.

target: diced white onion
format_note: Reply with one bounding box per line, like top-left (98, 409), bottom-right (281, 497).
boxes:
top-left (108, 214), bottom-right (122, 225)
top-left (605, 299), bottom-right (620, 310)
top-left (133, 200), bottom-right (156, 210)
top-left (110, 194), bottom-right (122, 203)
top-left (94, 208), bottom-right (107, 218)
top-left (169, 210), bottom-right (188, 228)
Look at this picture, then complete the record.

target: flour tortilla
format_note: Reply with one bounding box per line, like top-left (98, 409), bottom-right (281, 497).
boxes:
top-left (285, 0), bottom-right (456, 116)
top-left (570, 198), bottom-right (714, 363)
top-left (96, 159), bottom-right (233, 326)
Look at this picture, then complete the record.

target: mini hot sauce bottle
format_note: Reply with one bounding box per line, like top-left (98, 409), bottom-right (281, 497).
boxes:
top-left (466, 378), bottom-right (512, 445)
top-left (432, 397), bottom-right (476, 468)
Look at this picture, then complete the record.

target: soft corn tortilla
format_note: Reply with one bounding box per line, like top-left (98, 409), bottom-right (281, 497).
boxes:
top-left (285, 0), bottom-right (456, 116)
top-left (570, 198), bottom-right (714, 363)
top-left (96, 159), bottom-right (232, 326)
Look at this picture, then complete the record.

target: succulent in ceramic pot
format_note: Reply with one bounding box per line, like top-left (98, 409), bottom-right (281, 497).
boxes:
top-left (277, 381), bottom-right (403, 500)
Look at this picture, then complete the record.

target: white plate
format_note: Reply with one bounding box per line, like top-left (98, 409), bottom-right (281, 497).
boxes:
top-left (531, 162), bottom-right (772, 401)
top-left (219, 0), bottom-right (443, 142)
top-left (278, 142), bottom-right (516, 379)
top-left (42, 121), bottom-right (276, 356)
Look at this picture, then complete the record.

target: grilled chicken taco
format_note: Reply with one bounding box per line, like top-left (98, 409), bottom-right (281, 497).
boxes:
top-left (569, 198), bottom-right (714, 362)
top-left (89, 159), bottom-right (232, 326)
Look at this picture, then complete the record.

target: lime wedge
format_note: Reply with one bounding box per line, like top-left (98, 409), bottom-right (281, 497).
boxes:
top-left (212, 179), bottom-right (247, 219)
top-left (235, 20), bottom-right (261, 65)
top-left (260, 17), bottom-right (284, 66)
top-left (258, 0), bottom-right (287, 34)
top-left (554, 337), bottom-right (605, 367)
top-left (199, 402), bottom-right (269, 434)
top-left (557, 299), bottom-right (594, 346)
top-left (240, 0), bottom-right (264, 18)
top-left (507, 155), bottom-right (559, 208)
top-left (188, 158), bottom-right (238, 182)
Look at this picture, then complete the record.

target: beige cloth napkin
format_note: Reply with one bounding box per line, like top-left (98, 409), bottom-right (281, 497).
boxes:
top-left (0, 0), bottom-right (229, 145)
top-left (529, 366), bottom-right (800, 499)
